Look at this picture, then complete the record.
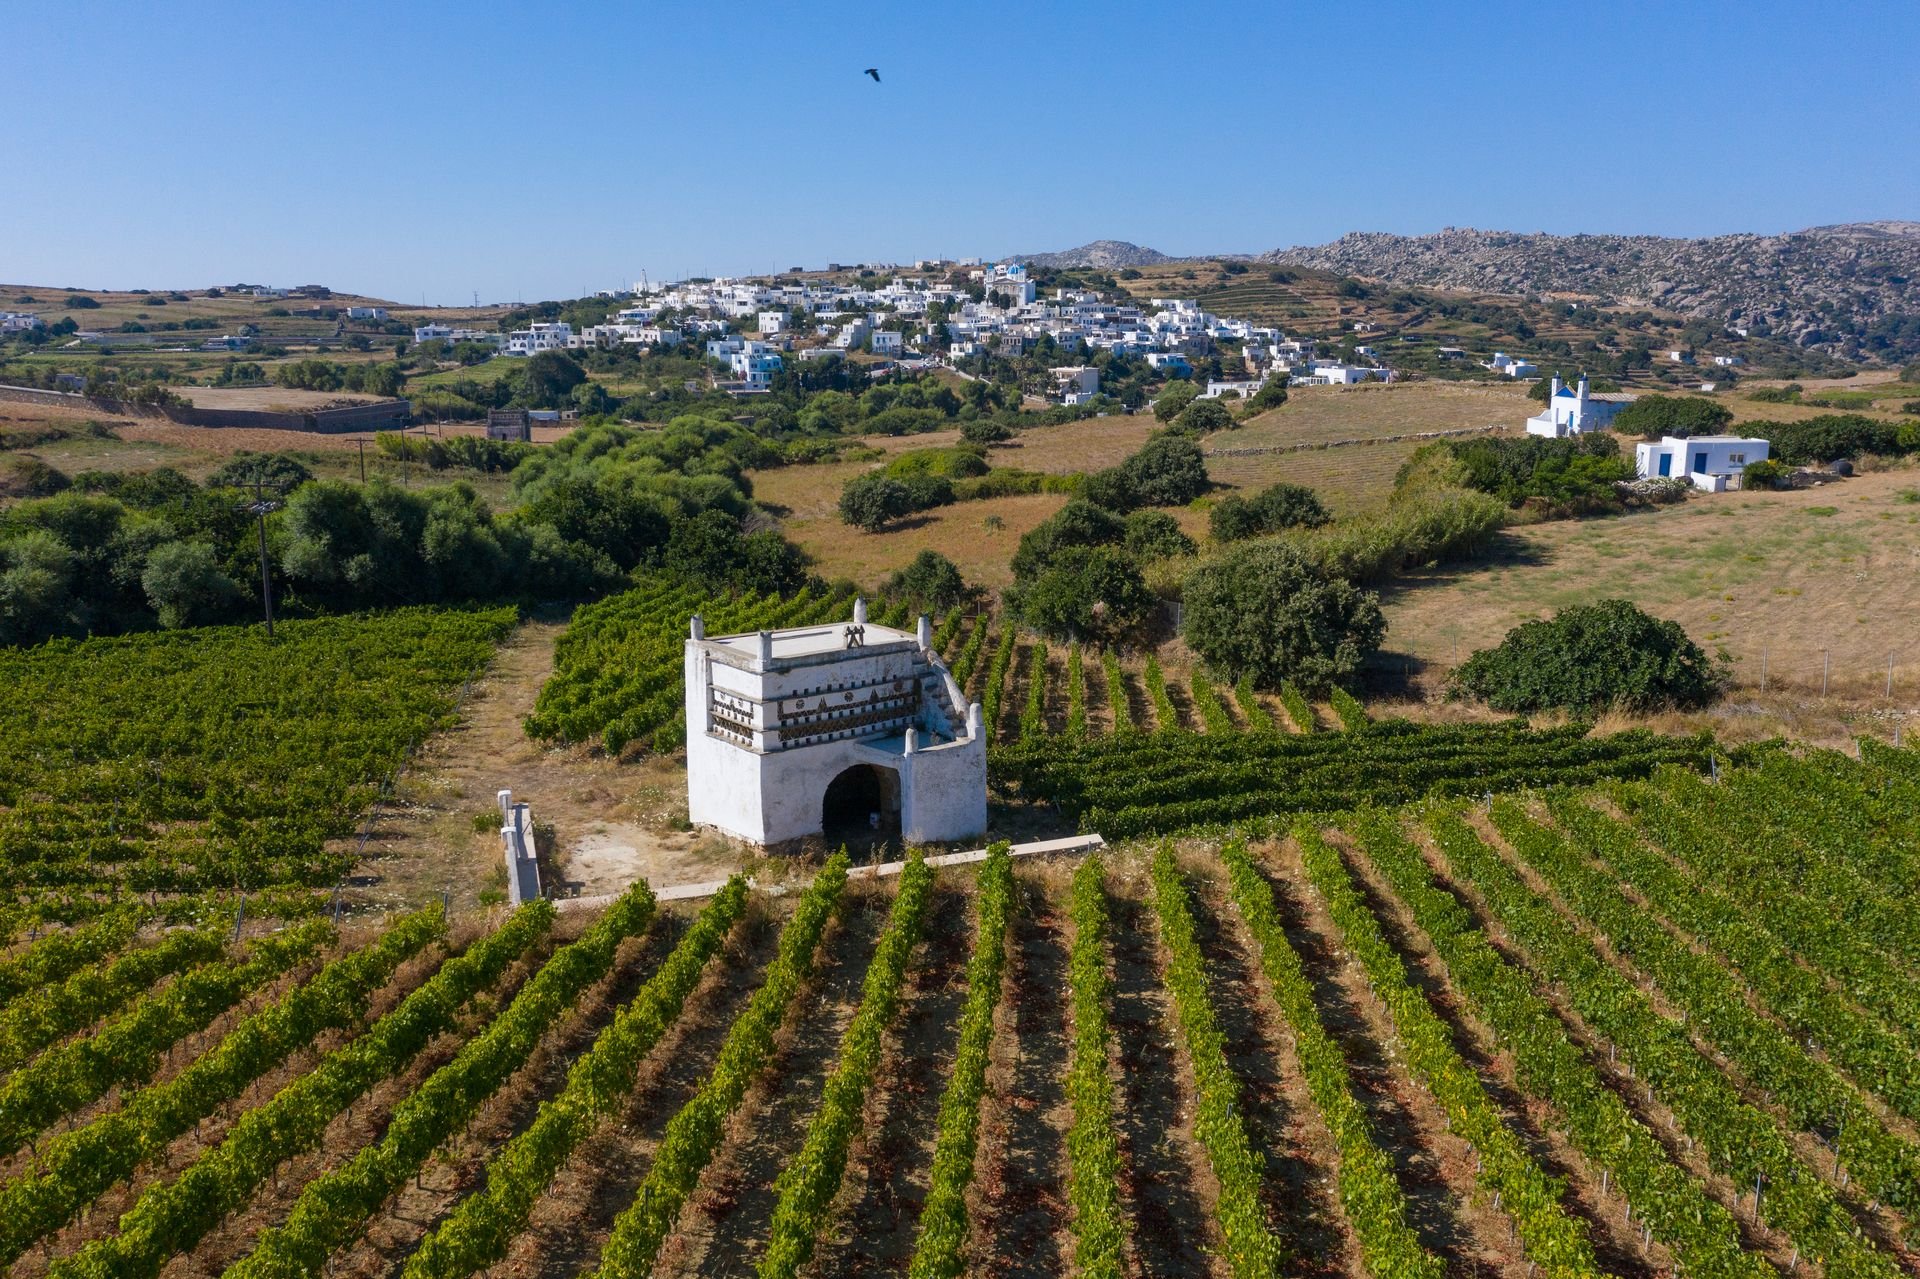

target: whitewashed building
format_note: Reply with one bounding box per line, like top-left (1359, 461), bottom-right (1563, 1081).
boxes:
top-left (683, 601), bottom-right (988, 848)
top-left (983, 263), bottom-right (1036, 305)
top-left (504, 322), bottom-right (573, 356)
top-left (1052, 366), bottom-right (1100, 403)
top-left (1525, 376), bottom-right (1635, 437)
top-left (729, 343), bottom-right (783, 390)
top-left (1636, 435), bottom-right (1769, 490)
top-left (0, 312), bottom-right (44, 332)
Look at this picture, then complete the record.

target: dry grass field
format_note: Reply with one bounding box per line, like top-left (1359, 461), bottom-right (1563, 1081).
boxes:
top-left (768, 489), bottom-right (1072, 588)
top-left (1224, 382), bottom-right (1532, 450)
top-left (1207, 381), bottom-right (1534, 515)
top-left (1378, 466), bottom-right (1920, 697)
top-left (750, 415), bottom-right (1168, 587)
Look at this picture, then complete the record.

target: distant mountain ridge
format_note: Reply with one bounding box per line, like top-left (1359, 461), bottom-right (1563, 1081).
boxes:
top-left (1261, 223), bottom-right (1920, 357)
top-left (1016, 239), bottom-right (1171, 269)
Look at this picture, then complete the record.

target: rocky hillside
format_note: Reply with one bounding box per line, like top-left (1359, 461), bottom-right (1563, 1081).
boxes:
top-left (1264, 222), bottom-right (1920, 360)
top-left (1017, 239), bottom-right (1171, 269)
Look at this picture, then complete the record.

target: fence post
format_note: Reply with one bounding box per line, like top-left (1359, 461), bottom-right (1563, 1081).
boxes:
top-left (1823, 650), bottom-right (1830, 697)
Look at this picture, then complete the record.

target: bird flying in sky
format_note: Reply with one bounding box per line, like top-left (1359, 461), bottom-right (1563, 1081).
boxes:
top-left (863, 68), bottom-right (881, 82)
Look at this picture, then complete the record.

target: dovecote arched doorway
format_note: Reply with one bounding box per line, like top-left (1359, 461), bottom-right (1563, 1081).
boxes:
top-left (821, 763), bottom-right (901, 844)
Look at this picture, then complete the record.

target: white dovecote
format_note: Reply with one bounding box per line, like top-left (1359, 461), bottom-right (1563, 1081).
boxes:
top-left (682, 604), bottom-right (987, 848)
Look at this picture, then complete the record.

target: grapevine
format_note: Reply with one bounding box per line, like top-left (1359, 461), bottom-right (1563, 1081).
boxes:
top-left (1018, 640), bottom-right (1050, 741)
top-left (1329, 686), bottom-right (1369, 731)
top-left (1219, 840), bottom-right (1441, 1279)
top-left (49, 903), bottom-right (553, 1279)
top-left (1064, 643), bottom-right (1087, 737)
top-left (1142, 653), bottom-right (1179, 731)
top-left (1278, 680), bottom-right (1316, 733)
top-left (1342, 812), bottom-right (1767, 1279)
top-left (0, 910), bottom-right (439, 1265)
top-left (1065, 853), bottom-right (1126, 1278)
top-left (1300, 821), bottom-right (1602, 1279)
top-left (227, 881), bottom-right (658, 1279)
top-left (590, 853), bottom-right (849, 1279)
top-left (906, 845), bottom-right (1013, 1279)
top-left (1190, 671), bottom-right (1234, 734)
top-left (399, 877), bottom-right (747, 1279)
top-left (757, 852), bottom-right (934, 1279)
top-left (1149, 845), bottom-right (1285, 1278)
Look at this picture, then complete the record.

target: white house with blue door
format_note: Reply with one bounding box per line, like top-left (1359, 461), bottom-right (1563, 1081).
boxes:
top-left (1635, 435), bottom-right (1770, 491)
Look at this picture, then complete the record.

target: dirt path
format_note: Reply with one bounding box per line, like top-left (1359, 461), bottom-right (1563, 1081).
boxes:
top-left (807, 882), bottom-right (972, 1277)
top-left (1105, 863), bottom-right (1229, 1279)
top-left (1180, 859), bottom-right (1356, 1279)
top-left (973, 866), bottom-right (1073, 1275)
top-left (344, 619), bottom-right (744, 917)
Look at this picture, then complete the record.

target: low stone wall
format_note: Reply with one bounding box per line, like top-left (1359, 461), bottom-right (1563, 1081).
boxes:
top-left (0, 384), bottom-right (410, 434)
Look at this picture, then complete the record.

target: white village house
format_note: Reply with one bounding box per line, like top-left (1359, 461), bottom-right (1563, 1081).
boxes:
top-left (682, 601), bottom-right (987, 848)
top-left (1052, 365), bottom-right (1101, 404)
top-left (1525, 376), bottom-right (1636, 437)
top-left (1635, 435), bottom-right (1770, 491)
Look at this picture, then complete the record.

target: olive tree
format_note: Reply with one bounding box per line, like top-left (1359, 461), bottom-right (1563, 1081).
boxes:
top-left (1181, 542), bottom-right (1385, 692)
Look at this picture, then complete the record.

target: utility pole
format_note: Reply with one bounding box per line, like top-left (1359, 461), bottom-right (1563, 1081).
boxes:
top-left (356, 438), bottom-right (366, 482)
top-left (241, 477), bottom-right (282, 637)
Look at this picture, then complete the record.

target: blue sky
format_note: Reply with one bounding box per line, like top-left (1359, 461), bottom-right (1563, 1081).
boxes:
top-left (3, 1), bottom-right (1914, 303)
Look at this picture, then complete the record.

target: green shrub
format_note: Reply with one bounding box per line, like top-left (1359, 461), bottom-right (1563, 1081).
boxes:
top-left (959, 417), bottom-right (1014, 445)
top-left (1293, 488), bottom-right (1505, 583)
top-left (837, 472), bottom-right (917, 531)
top-left (1183, 543), bottom-right (1386, 694)
top-left (1121, 510), bottom-right (1196, 561)
top-left (883, 550), bottom-right (969, 612)
top-left (1741, 458), bottom-right (1790, 489)
top-left (1613, 394), bottom-right (1734, 439)
top-left (1171, 399), bottom-right (1234, 436)
top-left (1745, 413), bottom-right (1908, 464)
top-left (1209, 482), bottom-right (1330, 542)
top-left (1081, 434), bottom-right (1210, 512)
top-left (1450, 599), bottom-right (1726, 712)
top-left (1432, 435), bottom-right (1630, 509)
top-left (1008, 546), bottom-right (1154, 644)
top-left (883, 446), bottom-right (990, 481)
top-left (1153, 380), bottom-right (1199, 422)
